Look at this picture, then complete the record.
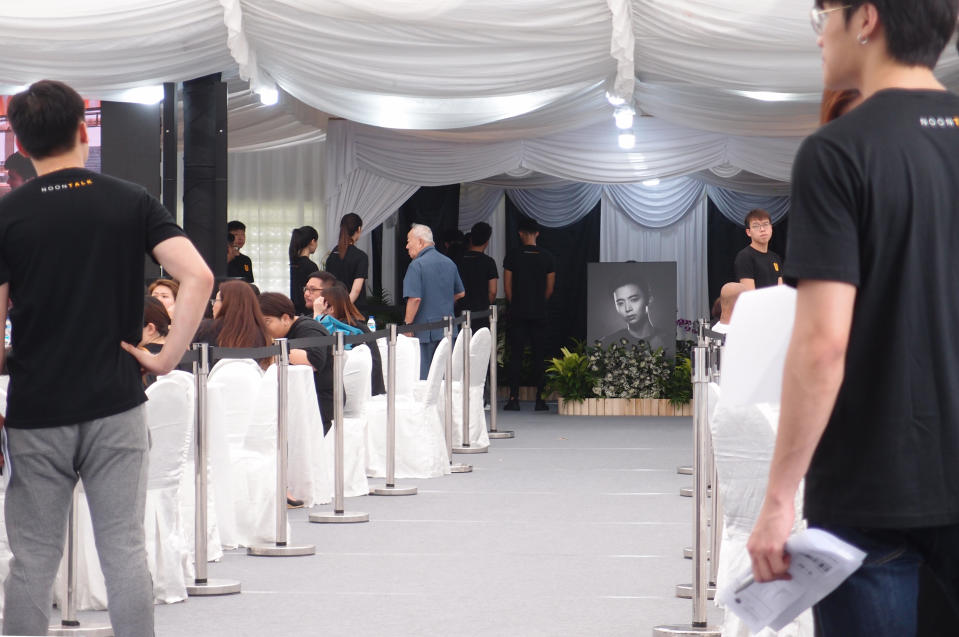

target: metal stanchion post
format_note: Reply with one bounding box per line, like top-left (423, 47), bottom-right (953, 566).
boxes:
top-left (454, 311), bottom-right (486, 454)
top-left (48, 485), bottom-right (112, 636)
top-left (250, 339), bottom-right (316, 555)
top-left (187, 343), bottom-right (241, 596)
top-left (655, 323), bottom-right (719, 636)
top-left (708, 342), bottom-right (723, 587)
top-left (310, 332), bottom-right (370, 523)
top-left (371, 324), bottom-right (417, 496)
top-left (444, 316), bottom-right (472, 473)
top-left (486, 305), bottom-right (514, 439)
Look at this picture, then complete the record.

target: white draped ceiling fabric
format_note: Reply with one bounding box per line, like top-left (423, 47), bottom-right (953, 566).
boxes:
top-left (5, 0), bottom-right (959, 310)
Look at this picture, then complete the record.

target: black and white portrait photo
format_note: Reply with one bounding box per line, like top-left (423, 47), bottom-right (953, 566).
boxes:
top-left (587, 262), bottom-right (677, 356)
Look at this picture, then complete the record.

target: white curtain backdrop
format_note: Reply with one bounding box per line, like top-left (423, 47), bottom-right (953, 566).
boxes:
top-left (227, 141), bottom-right (326, 294)
top-left (706, 185), bottom-right (790, 226)
top-left (507, 183), bottom-right (602, 228)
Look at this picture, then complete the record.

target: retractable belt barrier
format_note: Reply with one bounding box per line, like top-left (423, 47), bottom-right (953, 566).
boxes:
top-left (654, 320), bottom-right (721, 636)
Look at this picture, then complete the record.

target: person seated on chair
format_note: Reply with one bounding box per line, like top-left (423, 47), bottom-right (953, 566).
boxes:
top-left (138, 296), bottom-right (171, 386)
top-left (303, 270), bottom-right (338, 319)
top-left (711, 282), bottom-right (745, 335)
top-left (148, 278), bottom-right (178, 319)
top-left (258, 292), bottom-right (335, 435)
top-left (318, 285), bottom-right (386, 396)
top-left (194, 280), bottom-right (272, 370)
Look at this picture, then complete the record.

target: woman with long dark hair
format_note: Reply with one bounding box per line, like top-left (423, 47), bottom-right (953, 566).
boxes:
top-left (324, 213), bottom-right (368, 308)
top-left (319, 285), bottom-right (385, 396)
top-left (289, 225), bottom-right (319, 315)
top-left (258, 292), bottom-right (335, 434)
top-left (194, 280), bottom-right (273, 369)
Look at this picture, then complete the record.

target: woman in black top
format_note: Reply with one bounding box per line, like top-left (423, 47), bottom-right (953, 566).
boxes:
top-left (258, 292), bottom-right (336, 435)
top-left (324, 213), bottom-right (369, 308)
top-left (289, 225), bottom-right (319, 315)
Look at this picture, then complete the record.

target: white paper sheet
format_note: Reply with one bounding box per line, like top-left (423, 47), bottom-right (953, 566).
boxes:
top-left (718, 528), bottom-right (866, 634)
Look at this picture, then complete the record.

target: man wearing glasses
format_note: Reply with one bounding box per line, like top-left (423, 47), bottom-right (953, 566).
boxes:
top-left (734, 208), bottom-right (782, 290)
top-left (748, 2), bottom-right (959, 635)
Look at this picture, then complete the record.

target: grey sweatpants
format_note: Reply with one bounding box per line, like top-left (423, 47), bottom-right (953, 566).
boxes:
top-left (2, 404), bottom-right (153, 637)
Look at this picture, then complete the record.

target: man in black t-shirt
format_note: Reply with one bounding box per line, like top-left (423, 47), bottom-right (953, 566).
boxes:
top-left (747, 4), bottom-right (959, 634)
top-left (227, 220), bottom-right (255, 283)
top-left (503, 217), bottom-right (555, 412)
top-left (733, 208), bottom-right (782, 289)
top-left (0, 81), bottom-right (213, 636)
top-left (456, 221), bottom-right (498, 332)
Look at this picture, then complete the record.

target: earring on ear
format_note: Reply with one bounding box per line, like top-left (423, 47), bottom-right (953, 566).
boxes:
top-left (857, 33), bottom-right (869, 45)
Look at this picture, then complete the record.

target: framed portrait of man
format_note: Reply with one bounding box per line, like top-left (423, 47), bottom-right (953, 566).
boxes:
top-left (587, 262), bottom-right (677, 356)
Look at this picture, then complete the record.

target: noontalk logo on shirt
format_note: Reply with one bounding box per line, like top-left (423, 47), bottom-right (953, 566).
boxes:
top-left (918, 116), bottom-right (959, 128)
top-left (40, 178), bottom-right (94, 194)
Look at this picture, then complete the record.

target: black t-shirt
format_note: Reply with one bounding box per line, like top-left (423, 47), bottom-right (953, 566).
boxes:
top-left (786, 89), bottom-right (959, 528)
top-left (503, 245), bottom-right (555, 320)
top-left (287, 317), bottom-right (334, 432)
top-left (0, 168), bottom-right (185, 428)
top-left (227, 253), bottom-right (254, 283)
top-left (290, 255), bottom-right (319, 315)
top-left (324, 245), bottom-right (369, 306)
top-left (734, 245), bottom-right (782, 289)
top-left (456, 250), bottom-right (498, 314)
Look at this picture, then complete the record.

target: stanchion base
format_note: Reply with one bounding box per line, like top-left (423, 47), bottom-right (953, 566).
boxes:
top-left (48, 624), bottom-right (113, 636)
top-left (652, 624), bottom-right (721, 636)
top-left (683, 546), bottom-right (711, 560)
top-left (186, 578), bottom-right (241, 596)
top-left (450, 462), bottom-right (473, 473)
top-left (452, 445), bottom-right (488, 454)
top-left (309, 510), bottom-right (370, 524)
top-left (680, 487), bottom-right (692, 497)
top-left (675, 583), bottom-right (716, 599)
top-left (677, 465), bottom-right (693, 475)
top-left (370, 485), bottom-right (418, 496)
top-left (247, 543), bottom-right (316, 557)
top-left (488, 430), bottom-right (515, 439)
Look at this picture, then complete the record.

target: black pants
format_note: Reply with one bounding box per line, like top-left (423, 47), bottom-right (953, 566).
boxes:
top-left (507, 317), bottom-right (547, 398)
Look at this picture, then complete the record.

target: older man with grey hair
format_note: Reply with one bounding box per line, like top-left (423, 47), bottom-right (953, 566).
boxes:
top-left (403, 223), bottom-right (465, 378)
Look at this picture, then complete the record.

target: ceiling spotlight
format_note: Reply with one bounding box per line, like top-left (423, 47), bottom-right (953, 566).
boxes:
top-left (642, 178), bottom-right (660, 187)
top-left (606, 91), bottom-right (626, 106)
top-left (258, 86), bottom-right (279, 106)
top-left (119, 85), bottom-right (165, 105)
top-left (618, 132), bottom-right (635, 150)
top-left (614, 105), bottom-right (634, 130)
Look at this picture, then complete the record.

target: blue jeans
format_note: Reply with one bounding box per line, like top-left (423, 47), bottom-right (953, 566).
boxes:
top-left (812, 523), bottom-right (959, 637)
top-left (420, 339), bottom-right (440, 380)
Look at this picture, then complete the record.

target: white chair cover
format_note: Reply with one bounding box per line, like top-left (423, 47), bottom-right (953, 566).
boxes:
top-left (285, 365), bottom-right (332, 507)
top-left (367, 337), bottom-right (450, 479)
top-left (448, 328), bottom-right (491, 449)
top-left (328, 345), bottom-right (372, 498)
top-left (450, 328), bottom-right (466, 382)
top-left (395, 335), bottom-right (420, 398)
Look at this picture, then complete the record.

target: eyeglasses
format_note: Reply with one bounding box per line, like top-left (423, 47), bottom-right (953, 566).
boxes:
top-left (749, 222), bottom-right (772, 231)
top-left (303, 286), bottom-right (323, 294)
top-left (810, 5), bottom-right (851, 35)
top-left (209, 298), bottom-right (221, 307)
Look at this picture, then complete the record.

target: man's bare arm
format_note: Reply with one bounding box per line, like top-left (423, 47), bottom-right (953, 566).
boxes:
top-left (487, 278), bottom-right (498, 305)
top-left (503, 270), bottom-right (512, 303)
top-left (740, 277), bottom-right (757, 290)
top-left (122, 236), bottom-right (213, 374)
top-left (545, 272), bottom-right (556, 300)
top-left (454, 291), bottom-right (465, 301)
top-left (405, 298), bottom-right (421, 324)
top-left (747, 279), bottom-right (855, 582)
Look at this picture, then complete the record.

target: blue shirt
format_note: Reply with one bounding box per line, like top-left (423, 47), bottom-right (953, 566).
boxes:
top-left (403, 245), bottom-right (464, 342)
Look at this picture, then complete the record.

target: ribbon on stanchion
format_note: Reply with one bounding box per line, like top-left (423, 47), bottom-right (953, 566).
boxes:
top-left (485, 305), bottom-right (513, 439)
top-left (186, 342), bottom-right (241, 596)
top-left (370, 323), bottom-right (417, 496)
top-left (249, 338), bottom-right (316, 556)
top-left (47, 485), bottom-right (112, 636)
top-left (654, 320), bottom-right (720, 636)
top-left (310, 332), bottom-right (370, 523)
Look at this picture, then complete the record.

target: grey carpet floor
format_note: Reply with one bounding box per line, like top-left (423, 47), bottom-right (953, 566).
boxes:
top-left (70, 404), bottom-right (723, 636)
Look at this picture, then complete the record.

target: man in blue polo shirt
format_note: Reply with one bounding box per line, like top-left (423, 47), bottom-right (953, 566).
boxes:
top-left (403, 223), bottom-right (465, 378)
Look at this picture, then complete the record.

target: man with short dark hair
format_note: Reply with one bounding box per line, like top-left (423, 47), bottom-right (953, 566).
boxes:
top-left (599, 277), bottom-right (669, 351)
top-left (747, 3), bottom-right (959, 634)
top-left (3, 151), bottom-right (36, 191)
top-left (503, 217), bottom-right (555, 411)
top-left (0, 80), bottom-right (213, 636)
top-left (456, 221), bottom-right (498, 333)
top-left (227, 219), bottom-right (254, 283)
top-left (305, 270), bottom-right (338, 318)
top-left (734, 208), bottom-right (782, 290)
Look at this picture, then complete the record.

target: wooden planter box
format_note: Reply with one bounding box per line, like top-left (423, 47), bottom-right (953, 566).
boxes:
top-left (557, 397), bottom-right (692, 417)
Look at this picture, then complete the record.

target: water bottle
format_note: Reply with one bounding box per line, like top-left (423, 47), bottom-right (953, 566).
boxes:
top-left (367, 315), bottom-right (376, 332)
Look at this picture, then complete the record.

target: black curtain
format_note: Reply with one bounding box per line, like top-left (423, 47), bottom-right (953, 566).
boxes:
top-left (505, 197), bottom-right (600, 362)
top-left (706, 198), bottom-right (789, 309)
top-left (395, 185), bottom-right (461, 298)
